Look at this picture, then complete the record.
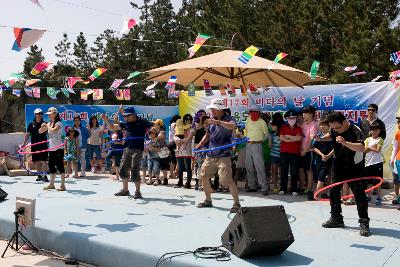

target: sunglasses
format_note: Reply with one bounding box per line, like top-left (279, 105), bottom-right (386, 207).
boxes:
top-left (367, 109), bottom-right (376, 112)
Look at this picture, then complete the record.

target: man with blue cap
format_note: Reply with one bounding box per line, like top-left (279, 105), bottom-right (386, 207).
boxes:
top-left (102, 105), bottom-right (152, 198)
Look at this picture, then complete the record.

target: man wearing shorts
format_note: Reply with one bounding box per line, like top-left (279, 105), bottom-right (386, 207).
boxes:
top-left (102, 106), bottom-right (152, 199)
top-left (195, 98), bottom-right (241, 213)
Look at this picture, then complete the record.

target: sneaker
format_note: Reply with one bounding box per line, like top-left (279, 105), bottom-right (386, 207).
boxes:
top-left (230, 203), bottom-right (241, 213)
top-left (322, 217), bottom-right (345, 228)
top-left (114, 189), bottom-right (130, 196)
top-left (36, 175), bottom-right (43, 181)
top-left (292, 192), bottom-right (298, 196)
top-left (375, 197), bottom-right (382, 206)
top-left (91, 168), bottom-right (96, 173)
top-left (278, 191), bottom-right (285, 195)
top-left (359, 220), bottom-right (370, 237)
top-left (132, 192), bottom-right (143, 199)
top-left (174, 182), bottom-right (183, 188)
top-left (42, 175), bottom-right (49, 182)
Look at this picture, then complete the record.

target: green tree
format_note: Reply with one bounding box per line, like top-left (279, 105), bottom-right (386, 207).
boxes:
top-left (72, 32), bottom-right (93, 75)
top-left (23, 45), bottom-right (45, 78)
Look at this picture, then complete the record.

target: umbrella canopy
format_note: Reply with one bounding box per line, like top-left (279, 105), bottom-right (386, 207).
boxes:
top-left (145, 50), bottom-right (327, 88)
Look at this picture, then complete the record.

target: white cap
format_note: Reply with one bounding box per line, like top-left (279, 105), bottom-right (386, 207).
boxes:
top-left (34, 108), bottom-right (43, 114)
top-left (206, 98), bottom-right (225, 110)
top-left (45, 107), bottom-right (58, 115)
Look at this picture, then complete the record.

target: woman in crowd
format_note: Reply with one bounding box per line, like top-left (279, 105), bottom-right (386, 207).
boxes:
top-left (87, 115), bottom-right (105, 173)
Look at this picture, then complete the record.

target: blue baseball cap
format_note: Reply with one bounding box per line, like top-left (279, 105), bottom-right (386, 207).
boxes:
top-left (122, 107), bottom-right (136, 116)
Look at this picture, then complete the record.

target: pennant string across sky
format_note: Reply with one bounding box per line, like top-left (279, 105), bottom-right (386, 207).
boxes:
top-left (89, 68), bottom-right (107, 81)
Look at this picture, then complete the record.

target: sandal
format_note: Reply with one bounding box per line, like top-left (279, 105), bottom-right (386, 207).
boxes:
top-left (230, 203), bottom-right (241, 213)
top-left (57, 186), bottom-right (66, 191)
top-left (197, 200), bottom-right (213, 208)
top-left (43, 185), bottom-right (55, 190)
top-left (153, 180), bottom-right (160, 186)
top-left (146, 180), bottom-right (154, 185)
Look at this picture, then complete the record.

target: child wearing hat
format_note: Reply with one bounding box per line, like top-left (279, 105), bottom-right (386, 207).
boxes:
top-left (64, 128), bottom-right (80, 178)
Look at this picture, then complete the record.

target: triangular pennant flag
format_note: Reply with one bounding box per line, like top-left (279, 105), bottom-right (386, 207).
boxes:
top-left (25, 79), bottom-right (40, 86)
top-left (218, 84), bottom-right (227, 96)
top-left (93, 89), bottom-right (103, 100)
top-left (309, 60), bottom-right (320, 79)
top-left (12, 28), bottom-right (45, 52)
top-left (115, 90), bottom-right (124, 100)
top-left (165, 76), bottom-right (177, 89)
top-left (203, 79), bottom-right (213, 96)
top-left (89, 68), bottom-right (107, 81)
top-left (127, 71), bottom-right (141, 79)
top-left (124, 82), bottom-right (137, 88)
top-left (240, 85), bottom-right (247, 96)
top-left (110, 79), bottom-right (125, 89)
top-left (146, 81), bottom-right (158, 90)
top-left (273, 52), bottom-right (288, 64)
top-left (86, 89), bottom-right (94, 95)
top-left (238, 45), bottom-right (259, 64)
top-left (32, 87), bottom-right (40, 98)
top-left (10, 73), bottom-right (24, 79)
top-left (120, 17), bottom-right (137, 35)
top-left (24, 87), bottom-right (33, 97)
top-left (123, 89), bottom-right (131, 100)
top-left (188, 83), bottom-right (196, 96)
top-left (189, 33), bottom-right (211, 58)
top-left (168, 86), bottom-right (177, 99)
top-left (225, 83), bottom-right (236, 97)
top-left (371, 75), bottom-right (383, 82)
top-left (349, 71), bottom-right (367, 77)
top-left (81, 90), bottom-right (88, 100)
top-left (61, 88), bottom-right (70, 98)
top-left (144, 89), bottom-right (155, 98)
top-left (67, 77), bottom-right (82, 88)
top-left (31, 62), bottom-right (50, 75)
top-left (390, 51), bottom-right (400, 65)
top-left (12, 89), bottom-right (21, 97)
top-left (47, 87), bottom-right (59, 100)
top-left (343, 66), bottom-right (357, 72)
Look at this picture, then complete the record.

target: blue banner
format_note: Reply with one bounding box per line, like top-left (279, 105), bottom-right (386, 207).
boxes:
top-left (25, 104), bottom-right (178, 138)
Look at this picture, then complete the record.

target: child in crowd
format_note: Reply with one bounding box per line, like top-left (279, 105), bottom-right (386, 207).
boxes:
top-left (146, 128), bottom-right (162, 185)
top-left (64, 128), bottom-right (80, 178)
top-left (174, 118), bottom-right (191, 150)
top-left (141, 142), bottom-right (149, 182)
top-left (106, 128), bottom-right (124, 180)
top-left (233, 126), bottom-right (246, 185)
top-left (312, 118), bottom-right (334, 200)
top-left (364, 122), bottom-right (384, 205)
top-left (270, 116), bottom-right (284, 193)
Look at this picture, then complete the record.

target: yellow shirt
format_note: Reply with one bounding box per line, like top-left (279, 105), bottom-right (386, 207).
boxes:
top-left (244, 119), bottom-right (268, 142)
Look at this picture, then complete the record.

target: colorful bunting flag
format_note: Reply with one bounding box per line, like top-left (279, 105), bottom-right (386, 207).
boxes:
top-left (238, 45), bottom-right (259, 64)
top-left (165, 76), bottom-right (177, 89)
top-left (12, 89), bottom-right (21, 97)
top-left (61, 88), bottom-right (70, 98)
top-left (188, 33), bottom-right (211, 58)
top-left (248, 84), bottom-right (260, 95)
top-left (146, 82), bottom-right (158, 90)
top-left (86, 89), bottom-right (94, 95)
top-left (24, 87), bottom-right (33, 97)
top-left (225, 83), bottom-right (236, 97)
top-left (343, 66), bottom-right (357, 72)
top-left (10, 73), bottom-right (24, 79)
top-left (32, 87), bottom-right (40, 98)
top-left (115, 90), bottom-right (124, 100)
top-left (144, 89), bottom-right (155, 98)
top-left (127, 71), bottom-right (141, 79)
top-left (47, 87), bottom-right (59, 100)
top-left (12, 27), bottom-right (45, 52)
top-left (240, 85), bottom-right (247, 96)
top-left (67, 77), bottom-right (82, 88)
top-left (31, 62), bottom-right (50, 75)
top-left (168, 87), bottom-right (178, 99)
top-left (390, 51), bottom-right (400, 65)
top-left (93, 89), bottom-right (103, 100)
top-left (81, 90), bottom-right (88, 100)
top-left (89, 68), bottom-right (107, 81)
top-left (371, 75), bottom-right (383, 82)
top-left (124, 82), bottom-right (137, 88)
top-left (25, 79), bottom-right (40, 86)
top-left (349, 71), bottom-right (366, 77)
top-left (82, 80), bottom-right (90, 85)
top-left (273, 52), bottom-right (288, 64)
top-left (309, 60), bottom-right (320, 79)
top-left (110, 79), bottom-right (125, 89)
top-left (203, 79), bottom-right (213, 96)
top-left (120, 17), bottom-right (137, 35)
top-left (123, 89), bottom-right (131, 100)
top-left (218, 84), bottom-right (227, 96)
top-left (188, 83), bottom-right (196, 96)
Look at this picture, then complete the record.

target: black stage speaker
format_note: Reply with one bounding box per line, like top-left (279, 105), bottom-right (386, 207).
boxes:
top-left (0, 188), bottom-right (8, 201)
top-left (221, 205), bottom-right (294, 258)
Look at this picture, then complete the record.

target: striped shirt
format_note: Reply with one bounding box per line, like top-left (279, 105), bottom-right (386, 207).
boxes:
top-left (270, 132), bottom-right (281, 158)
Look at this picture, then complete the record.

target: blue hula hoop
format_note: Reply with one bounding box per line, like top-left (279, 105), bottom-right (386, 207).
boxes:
top-left (192, 137), bottom-right (249, 154)
top-left (103, 136), bottom-right (148, 152)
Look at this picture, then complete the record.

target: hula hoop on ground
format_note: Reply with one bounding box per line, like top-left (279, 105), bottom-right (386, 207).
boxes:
top-left (313, 176), bottom-right (384, 201)
top-left (192, 137), bottom-right (249, 154)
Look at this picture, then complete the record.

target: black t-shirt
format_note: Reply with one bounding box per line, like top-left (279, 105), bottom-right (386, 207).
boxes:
top-left (27, 120), bottom-right (48, 151)
top-left (194, 127), bottom-right (206, 144)
top-left (312, 138), bottom-right (334, 163)
top-left (119, 118), bottom-right (152, 150)
top-left (330, 124), bottom-right (364, 176)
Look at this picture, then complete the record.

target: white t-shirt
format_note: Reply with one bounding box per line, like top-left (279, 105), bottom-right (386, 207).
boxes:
top-left (364, 136), bottom-right (384, 167)
top-left (48, 121), bottom-right (64, 151)
top-left (88, 126), bottom-right (103, 145)
top-left (169, 123), bottom-right (176, 143)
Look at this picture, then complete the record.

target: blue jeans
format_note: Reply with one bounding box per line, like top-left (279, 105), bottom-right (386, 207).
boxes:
top-left (177, 157), bottom-right (192, 185)
top-left (106, 150), bottom-right (123, 169)
top-left (147, 158), bottom-right (160, 176)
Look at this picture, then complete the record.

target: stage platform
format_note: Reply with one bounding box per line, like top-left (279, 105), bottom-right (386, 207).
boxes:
top-left (0, 175), bottom-right (399, 267)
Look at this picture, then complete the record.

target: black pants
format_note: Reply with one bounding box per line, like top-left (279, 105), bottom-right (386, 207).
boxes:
top-left (330, 163), bottom-right (369, 220)
top-left (177, 157), bottom-right (192, 185)
top-left (280, 152), bottom-right (299, 193)
top-left (48, 149), bottom-right (65, 174)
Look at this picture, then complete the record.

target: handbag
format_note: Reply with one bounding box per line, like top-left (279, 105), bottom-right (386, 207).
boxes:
top-left (158, 147), bottom-right (170, 158)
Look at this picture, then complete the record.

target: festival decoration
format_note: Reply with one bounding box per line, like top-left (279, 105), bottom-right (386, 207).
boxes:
top-left (218, 84), bottom-right (227, 96)
top-left (203, 79), bottom-right (213, 96)
top-left (123, 89), bottom-right (131, 100)
top-left (273, 52), bottom-right (288, 64)
top-left (238, 45), bottom-right (259, 64)
top-left (47, 87), bottom-right (59, 100)
top-left (89, 68), bottom-right (107, 81)
top-left (188, 33), bottom-right (210, 58)
top-left (371, 76), bottom-right (383, 82)
top-left (81, 90), bottom-right (88, 100)
top-left (31, 62), bottom-right (50, 75)
top-left (127, 71), bottom-right (141, 79)
top-left (24, 87), bottom-right (33, 97)
top-left (12, 89), bottom-right (21, 97)
top-left (343, 66), bottom-right (357, 72)
top-left (146, 81), bottom-right (158, 90)
top-left (25, 79), bottom-right (40, 86)
top-left (115, 90), bottom-right (124, 100)
top-left (12, 27), bottom-right (45, 52)
top-left (349, 71), bottom-right (366, 77)
top-left (67, 77), bottom-right (82, 88)
top-left (188, 83), bottom-right (196, 96)
top-left (124, 82), bottom-right (137, 88)
top-left (248, 84), bottom-right (259, 95)
top-left (110, 79), bottom-right (125, 89)
top-left (32, 87), bottom-right (40, 98)
top-left (309, 60), bottom-right (320, 79)
top-left (390, 51), bottom-right (400, 65)
top-left (225, 83), bottom-right (236, 97)
top-left (120, 18), bottom-right (137, 35)
top-left (165, 76), bottom-right (177, 89)
top-left (144, 89), bottom-right (155, 98)
top-left (61, 88), bottom-right (70, 98)
top-left (93, 89), bottom-right (103, 100)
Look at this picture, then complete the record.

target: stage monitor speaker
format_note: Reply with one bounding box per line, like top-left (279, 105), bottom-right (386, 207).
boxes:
top-left (0, 188), bottom-right (8, 201)
top-left (221, 205), bottom-right (294, 258)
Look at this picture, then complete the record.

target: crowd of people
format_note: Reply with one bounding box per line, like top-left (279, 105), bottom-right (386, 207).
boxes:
top-left (22, 100), bottom-right (400, 236)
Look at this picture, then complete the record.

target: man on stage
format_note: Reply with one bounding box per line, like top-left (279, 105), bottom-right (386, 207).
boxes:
top-left (195, 98), bottom-right (241, 213)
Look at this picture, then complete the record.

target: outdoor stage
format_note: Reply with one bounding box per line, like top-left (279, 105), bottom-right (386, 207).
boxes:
top-left (0, 175), bottom-right (399, 267)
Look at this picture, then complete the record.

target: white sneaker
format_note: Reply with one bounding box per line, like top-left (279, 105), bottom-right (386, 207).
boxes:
top-left (292, 192), bottom-right (298, 196)
top-left (278, 191), bottom-right (285, 195)
top-left (91, 168), bottom-right (96, 173)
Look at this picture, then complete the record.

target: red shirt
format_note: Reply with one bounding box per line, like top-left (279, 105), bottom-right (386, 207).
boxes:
top-left (279, 125), bottom-right (302, 155)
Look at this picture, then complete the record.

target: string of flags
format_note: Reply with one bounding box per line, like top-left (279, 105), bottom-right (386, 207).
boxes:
top-left (12, 27), bottom-right (46, 52)
top-left (188, 33), bottom-right (210, 58)
top-left (238, 45), bottom-right (259, 64)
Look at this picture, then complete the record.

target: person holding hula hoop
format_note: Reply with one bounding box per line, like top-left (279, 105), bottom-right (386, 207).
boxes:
top-left (39, 107), bottom-right (66, 191)
top-left (318, 111), bottom-right (370, 236)
top-left (195, 98), bottom-right (241, 213)
top-left (22, 108), bottom-right (49, 182)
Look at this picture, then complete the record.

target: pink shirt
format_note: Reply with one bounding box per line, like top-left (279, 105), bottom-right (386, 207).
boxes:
top-left (301, 120), bottom-right (318, 151)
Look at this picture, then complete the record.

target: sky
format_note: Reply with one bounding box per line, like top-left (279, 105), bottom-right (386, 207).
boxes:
top-left (0, 0), bottom-right (183, 81)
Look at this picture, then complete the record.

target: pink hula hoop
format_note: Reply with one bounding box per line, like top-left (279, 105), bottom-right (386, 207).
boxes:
top-left (18, 140), bottom-right (64, 155)
top-left (313, 176), bottom-right (384, 201)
